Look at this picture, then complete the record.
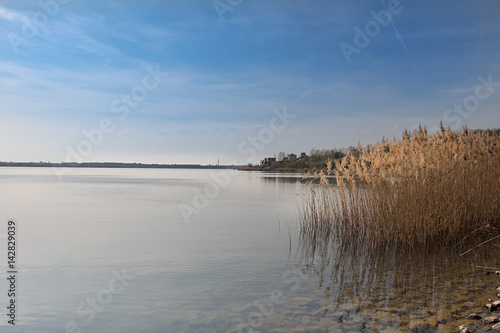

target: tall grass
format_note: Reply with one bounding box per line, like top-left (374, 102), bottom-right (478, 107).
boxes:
top-left (300, 125), bottom-right (500, 251)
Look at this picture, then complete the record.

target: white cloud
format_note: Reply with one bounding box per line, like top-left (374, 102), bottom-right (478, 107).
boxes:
top-left (0, 6), bottom-right (24, 21)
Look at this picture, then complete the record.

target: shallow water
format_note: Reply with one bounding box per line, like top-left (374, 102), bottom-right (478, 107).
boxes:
top-left (0, 168), bottom-right (498, 332)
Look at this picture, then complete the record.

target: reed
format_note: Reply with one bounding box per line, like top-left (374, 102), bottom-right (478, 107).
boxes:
top-left (300, 125), bottom-right (500, 251)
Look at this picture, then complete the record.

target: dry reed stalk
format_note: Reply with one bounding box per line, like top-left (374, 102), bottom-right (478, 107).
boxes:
top-left (300, 125), bottom-right (500, 251)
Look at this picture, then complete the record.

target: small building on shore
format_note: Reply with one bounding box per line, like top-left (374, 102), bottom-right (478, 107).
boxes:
top-left (288, 153), bottom-right (297, 161)
top-left (260, 157), bottom-right (276, 167)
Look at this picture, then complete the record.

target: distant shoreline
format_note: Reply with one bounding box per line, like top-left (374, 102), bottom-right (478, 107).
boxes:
top-left (237, 167), bottom-right (303, 173)
top-left (0, 162), bottom-right (240, 169)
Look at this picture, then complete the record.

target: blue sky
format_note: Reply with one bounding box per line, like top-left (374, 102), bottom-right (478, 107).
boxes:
top-left (0, 0), bottom-right (499, 164)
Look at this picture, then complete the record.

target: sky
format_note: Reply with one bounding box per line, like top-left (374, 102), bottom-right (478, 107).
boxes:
top-left (0, 0), bottom-right (499, 165)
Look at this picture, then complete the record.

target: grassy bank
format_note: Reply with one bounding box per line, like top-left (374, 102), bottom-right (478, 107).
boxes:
top-left (300, 125), bottom-right (500, 251)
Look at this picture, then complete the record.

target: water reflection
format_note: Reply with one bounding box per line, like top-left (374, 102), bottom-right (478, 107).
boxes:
top-left (298, 221), bottom-right (500, 331)
top-left (260, 174), bottom-right (336, 185)
top-left (261, 175), bottom-right (305, 184)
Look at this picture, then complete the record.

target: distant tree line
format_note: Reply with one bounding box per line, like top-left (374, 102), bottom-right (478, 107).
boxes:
top-left (471, 128), bottom-right (500, 136)
top-left (308, 149), bottom-right (346, 162)
top-left (0, 161), bottom-right (239, 169)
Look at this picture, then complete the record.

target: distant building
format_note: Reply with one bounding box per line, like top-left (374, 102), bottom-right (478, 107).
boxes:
top-left (300, 152), bottom-right (307, 159)
top-left (260, 157), bottom-right (276, 167)
top-left (288, 153), bottom-right (297, 161)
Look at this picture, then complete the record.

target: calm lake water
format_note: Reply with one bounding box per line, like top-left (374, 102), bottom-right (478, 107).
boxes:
top-left (0, 168), bottom-right (498, 332)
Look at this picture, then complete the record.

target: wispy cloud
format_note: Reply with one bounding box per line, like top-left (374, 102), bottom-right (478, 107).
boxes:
top-left (0, 0), bottom-right (498, 163)
top-left (0, 6), bottom-right (25, 21)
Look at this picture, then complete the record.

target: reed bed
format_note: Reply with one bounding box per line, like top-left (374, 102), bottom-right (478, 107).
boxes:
top-left (300, 125), bottom-right (500, 251)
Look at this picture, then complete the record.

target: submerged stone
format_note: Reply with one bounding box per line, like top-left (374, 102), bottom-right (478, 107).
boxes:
top-left (484, 315), bottom-right (500, 324)
top-left (468, 313), bottom-right (482, 320)
top-left (458, 323), bottom-right (474, 333)
top-left (484, 301), bottom-right (500, 312)
top-left (408, 323), bottom-right (436, 332)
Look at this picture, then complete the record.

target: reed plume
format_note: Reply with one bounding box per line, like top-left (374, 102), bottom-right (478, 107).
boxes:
top-left (300, 125), bottom-right (500, 251)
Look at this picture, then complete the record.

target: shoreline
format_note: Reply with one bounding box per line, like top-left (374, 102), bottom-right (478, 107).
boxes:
top-left (237, 167), bottom-right (304, 172)
top-left (0, 162), bottom-right (240, 169)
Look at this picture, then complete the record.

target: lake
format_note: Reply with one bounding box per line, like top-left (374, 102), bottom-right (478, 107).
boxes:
top-left (0, 168), bottom-right (498, 332)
